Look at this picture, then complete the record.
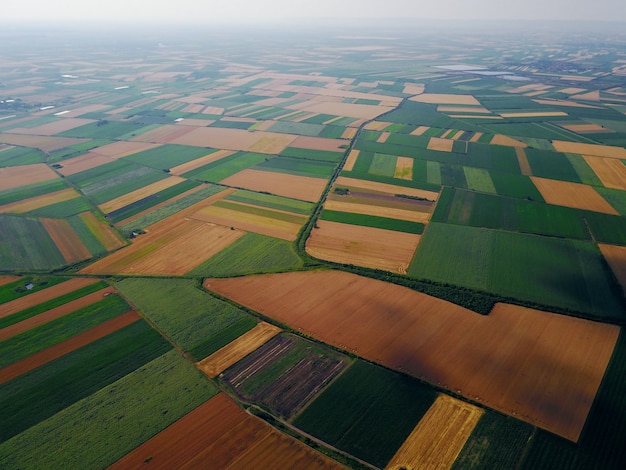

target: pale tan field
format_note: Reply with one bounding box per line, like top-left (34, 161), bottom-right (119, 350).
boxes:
top-left (394, 157), bottom-right (413, 180)
top-left (78, 212), bottom-right (126, 251)
top-left (207, 271), bottom-right (620, 442)
top-left (291, 135), bottom-right (348, 152)
top-left (507, 84), bottom-right (553, 93)
top-left (582, 155), bottom-right (626, 190)
top-left (0, 278), bottom-right (100, 319)
top-left (410, 126), bottom-right (430, 136)
top-left (99, 176), bottom-right (186, 214)
top-left (0, 134), bottom-right (86, 151)
top-left (169, 150), bottom-right (235, 175)
top-left (377, 131), bottom-right (390, 143)
top-left (343, 150), bottom-right (360, 172)
top-left (182, 103), bottom-right (205, 113)
top-left (515, 148), bottom-right (532, 176)
top-left (500, 111), bottom-right (568, 118)
top-left (451, 130), bottom-right (466, 140)
top-left (441, 130), bottom-right (454, 138)
top-left (561, 123), bottom-right (610, 133)
top-left (469, 132), bottom-right (483, 142)
top-left (41, 218), bottom-right (92, 264)
top-left (410, 93), bottom-right (481, 105)
top-left (385, 395), bottom-right (483, 470)
top-left (324, 200), bottom-right (430, 223)
top-left (438, 106), bottom-right (491, 113)
top-left (364, 121), bottom-right (391, 131)
top-left (196, 322), bottom-right (281, 377)
top-left (553, 140), bottom-right (626, 159)
top-left (560, 87), bottom-right (588, 94)
top-left (427, 137), bottom-right (454, 152)
top-left (89, 141), bottom-right (161, 158)
top-left (290, 101), bottom-right (391, 120)
top-left (534, 99), bottom-right (601, 109)
top-left (81, 218), bottom-right (244, 276)
top-left (403, 83), bottom-right (425, 95)
top-left (334, 176), bottom-right (439, 200)
top-left (56, 153), bottom-right (114, 176)
top-left (531, 176), bottom-right (619, 215)
top-left (0, 164), bottom-right (58, 191)
top-left (174, 118), bottom-right (214, 127)
top-left (340, 127), bottom-right (357, 139)
top-left (8, 118), bottom-right (94, 136)
top-left (191, 203), bottom-right (305, 241)
top-left (449, 115), bottom-right (503, 120)
top-left (306, 220), bottom-right (420, 274)
top-left (221, 169), bottom-right (326, 202)
top-left (571, 90), bottom-right (601, 100)
top-left (599, 244), bottom-right (626, 293)
top-left (109, 393), bottom-right (344, 470)
top-left (0, 188), bottom-right (80, 214)
top-left (490, 134), bottom-right (528, 147)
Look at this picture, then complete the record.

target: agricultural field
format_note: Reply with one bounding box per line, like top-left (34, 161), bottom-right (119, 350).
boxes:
top-left (3, 20), bottom-right (626, 469)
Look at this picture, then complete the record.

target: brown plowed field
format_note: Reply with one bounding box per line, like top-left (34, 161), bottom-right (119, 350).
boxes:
top-left (0, 164), bottom-right (58, 191)
top-left (531, 176), bottom-right (619, 215)
top-left (0, 278), bottom-right (100, 319)
top-left (0, 310), bottom-right (138, 385)
top-left (552, 140), bottom-right (626, 159)
top-left (0, 287), bottom-right (115, 341)
top-left (0, 134), bottom-right (86, 152)
top-left (109, 393), bottom-right (345, 470)
top-left (81, 218), bottom-right (243, 276)
top-left (206, 271), bottom-right (620, 442)
top-left (334, 176), bottom-right (439, 200)
top-left (306, 221), bottom-right (420, 274)
top-left (57, 154), bottom-right (114, 175)
top-left (8, 118), bottom-right (95, 136)
top-left (0, 276), bottom-right (20, 287)
top-left (78, 212), bottom-right (126, 251)
top-left (583, 155), bottom-right (626, 190)
top-left (599, 244), bottom-right (626, 293)
top-left (291, 135), bottom-right (346, 152)
top-left (89, 141), bottom-right (161, 158)
top-left (0, 188), bottom-right (80, 214)
top-left (221, 169), bottom-right (326, 203)
top-left (41, 218), bottom-right (92, 263)
top-left (195, 322), bottom-right (281, 377)
top-left (385, 395), bottom-right (483, 470)
top-left (99, 176), bottom-right (186, 214)
top-left (324, 199), bottom-right (430, 223)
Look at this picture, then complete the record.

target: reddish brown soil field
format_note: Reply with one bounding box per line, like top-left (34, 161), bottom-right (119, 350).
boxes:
top-left (41, 218), bottom-right (92, 263)
top-left (0, 310), bottom-right (138, 385)
top-left (57, 154), bottom-right (115, 176)
top-left (0, 164), bottom-right (58, 191)
top-left (0, 276), bottom-right (21, 287)
top-left (221, 169), bottom-right (327, 203)
top-left (0, 287), bottom-right (115, 341)
top-left (0, 278), bottom-right (100, 319)
top-left (206, 271), bottom-right (620, 442)
top-left (109, 393), bottom-right (344, 469)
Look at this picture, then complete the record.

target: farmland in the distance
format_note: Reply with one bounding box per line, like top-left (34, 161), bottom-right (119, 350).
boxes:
top-left (1, 20), bottom-right (626, 470)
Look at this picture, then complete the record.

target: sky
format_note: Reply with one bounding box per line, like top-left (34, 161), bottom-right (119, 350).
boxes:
top-left (2, 0), bottom-right (625, 23)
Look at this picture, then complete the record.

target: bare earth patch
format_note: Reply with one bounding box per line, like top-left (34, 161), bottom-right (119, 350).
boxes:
top-left (552, 140), bottom-right (626, 159)
top-left (0, 188), bottom-right (81, 214)
top-left (170, 150), bottom-right (235, 175)
top-left (582, 155), bottom-right (626, 190)
top-left (206, 271), bottom-right (620, 442)
top-left (335, 176), bottom-right (439, 200)
top-left (57, 153), bottom-right (114, 176)
top-left (490, 134), bottom-right (528, 147)
top-left (41, 218), bottom-right (92, 264)
top-left (427, 137), bottom-right (454, 152)
top-left (343, 150), bottom-right (360, 172)
top-left (0, 164), bottom-right (59, 191)
top-left (221, 169), bottom-right (327, 203)
top-left (599, 244), bottom-right (626, 294)
top-left (410, 93), bottom-right (481, 105)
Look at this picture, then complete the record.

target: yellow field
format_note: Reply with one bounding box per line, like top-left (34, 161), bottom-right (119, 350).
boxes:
top-left (437, 106), bottom-right (491, 113)
top-left (410, 126), bottom-right (430, 136)
top-left (403, 83), bottom-right (425, 95)
top-left (427, 137), bottom-right (454, 152)
top-left (385, 395), bottom-right (483, 470)
top-left (324, 199), bottom-right (429, 224)
top-left (582, 155), bottom-right (626, 190)
top-left (490, 134), bottom-right (528, 147)
top-left (552, 141), bottom-right (626, 159)
top-left (500, 111), bottom-right (568, 118)
top-left (534, 99), bottom-right (601, 109)
top-left (334, 176), bottom-right (439, 200)
top-left (561, 123), bottom-right (609, 133)
top-left (195, 322), bottom-right (281, 377)
top-left (394, 157), bottom-right (413, 180)
top-left (0, 188), bottom-right (80, 214)
top-left (0, 164), bottom-right (58, 191)
top-left (599, 244), bottom-right (626, 293)
top-left (99, 176), bottom-right (186, 213)
top-left (531, 176), bottom-right (619, 215)
top-left (515, 148), bottom-right (532, 176)
top-left (169, 150), bottom-right (234, 176)
top-left (341, 127), bottom-right (357, 139)
top-left (343, 150), bottom-right (360, 172)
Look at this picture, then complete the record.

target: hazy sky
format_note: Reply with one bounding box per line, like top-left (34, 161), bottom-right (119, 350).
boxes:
top-left (2, 0), bottom-right (625, 23)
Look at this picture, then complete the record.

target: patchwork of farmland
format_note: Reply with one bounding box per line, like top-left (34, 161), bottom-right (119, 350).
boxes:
top-left (3, 23), bottom-right (626, 469)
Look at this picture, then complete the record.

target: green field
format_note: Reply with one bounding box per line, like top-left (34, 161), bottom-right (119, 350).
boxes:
top-left (279, 146), bottom-right (344, 162)
top-left (0, 215), bottom-right (66, 270)
top-left (0, 146), bottom-right (46, 166)
top-left (117, 184), bottom-right (224, 234)
top-left (596, 187), bottom-right (626, 216)
top-left (24, 197), bottom-right (92, 218)
top-left (0, 280), bottom-right (109, 329)
top-left (525, 149), bottom-right (582, 183)
top-left (0, 277), bottom-right (67, 305)
top-left (268, 121), bottom-right (324, 136)
top-left (463, 167), bottom-right (497, 193)
top-left (225, 189), bottom-right (314, 215)
top-left (183, 151), bottom-right (267, 182)
top-left (369, 153), bottom-right (397, 177)
top-left (0, 319), bottom-right (171, 444)
top-left (293, 360), bottom-right (437, 468)
top-left (409, 223), bottom-right (625, 319)
top-left (115, 278), bottom-right (255, 360)
top-left (48, 139), bottom-right (112, 163)
top-left (0, 179), bottom-right (67, 206)
top-left (123, 144), bottom-right (213, 170)
top-left (254, 156), bottom-right (335, 178)
top-left (321, 210), bottom-right (425, 234)
top-left (58, 120), bottom-right (146, 139)
top-left (189, 232), bottom-right (303, 277)
top-left (66, 214), bottom-right (107, 254)
top-left (0, 350), bottom-right (216, 469)
top-left (0, 294), bottom-right (131, 369)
